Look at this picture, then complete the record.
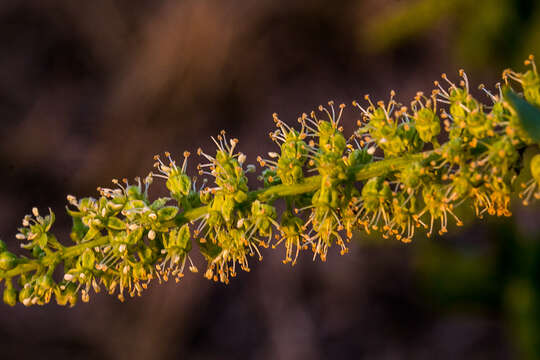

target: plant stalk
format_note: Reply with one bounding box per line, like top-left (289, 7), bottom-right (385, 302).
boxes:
top-left (0, 151), bottom-right (428, 280)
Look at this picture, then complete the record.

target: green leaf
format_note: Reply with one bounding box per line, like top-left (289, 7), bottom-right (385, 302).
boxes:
top-left (504, 88), bottom-right (540, 143)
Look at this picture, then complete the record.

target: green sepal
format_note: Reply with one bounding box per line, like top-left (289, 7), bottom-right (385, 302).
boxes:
top-left (37, 274), bottom-right (54, 289)
top-left (81, 248), bottom-right (96, 269)
top-left (65, 206), bottom-right (84, 218)
top-left (98, 197), bottom-right (108, 214)
top-left (126, 185), bottom-right (144, 200)
top-left (127, 227), bottom-right (144, 245)
top-left (36, 233), bottom-right (48, 249)
top-left (106, 201), bottom-right (124, 213)
top-left (44, 208), bottom-right (55, 232)
top-left (127, 200), bottom-right (146, 210)
top-left (70, 217), bottom-right (88, 243)
top-left (107, 216), bottom-right (126, 231)
top-left (234, 191), bottom-right (248, 203)
top-left (55, 282), bottom-right (77, 307)
top-left (150, 198), bottom-right (169, 211)
top-left (198, 238), bottom-right (222, 259)
top-left (504, 88), bottom-right (540, 143)
top-left (32, 246), bottom-right (45, 259)
top-left (157, 206), bottom-right (179, 221)
top-left (82, 227), bottom-right (101, 242)
top-left (18, 286), bottom-right (32, 306)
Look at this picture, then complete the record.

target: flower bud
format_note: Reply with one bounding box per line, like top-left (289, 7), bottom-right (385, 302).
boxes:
top-left (0, 252), bottom-right (17, 271)
top-left (0, 239), bottom-right (6, 253)
top-left (3, 287), bottom-right (17, 306)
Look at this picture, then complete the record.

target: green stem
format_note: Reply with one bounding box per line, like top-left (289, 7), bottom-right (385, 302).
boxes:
top-left (0, 151), bottom-right (429, 281)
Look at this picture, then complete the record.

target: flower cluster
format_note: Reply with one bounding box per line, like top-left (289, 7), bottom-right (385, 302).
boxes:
top-left (1, 56), bottom-right (539, 307)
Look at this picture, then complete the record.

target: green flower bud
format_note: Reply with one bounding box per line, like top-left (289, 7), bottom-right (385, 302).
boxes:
top-left (3, 286), bottom-right (17, 306)
top-left (0, 239), bottom-right (6, 253)
top-left (0, 252), bottom-right (18, 271)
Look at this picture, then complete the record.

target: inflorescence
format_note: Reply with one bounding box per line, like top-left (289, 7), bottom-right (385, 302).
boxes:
top-left (1, 56), bottom-right (539, 307)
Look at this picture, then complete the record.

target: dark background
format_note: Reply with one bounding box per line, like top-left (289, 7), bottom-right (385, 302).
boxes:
top-left (1, 1), bottom-right (540, 359)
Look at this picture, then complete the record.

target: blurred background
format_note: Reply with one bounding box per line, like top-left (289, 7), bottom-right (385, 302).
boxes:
top-left (1, 0), bottom-right (540, 359)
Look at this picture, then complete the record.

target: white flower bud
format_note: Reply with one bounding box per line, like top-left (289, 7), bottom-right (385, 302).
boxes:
top-left (237, 218), bottom-right (244, 228)
top-left (238, 153), bottom-right (247, 164)
top-left (32, 207), bottom-right (39, 217)
top-left (148, 230), bottom-right (156, 240)
top-left (148, 213), bottom-right (157, 221)
top-left (64, 274), bottom-right (74, 281)
top-left (268, 152), bottom-right (279, 158)
top-left (118, 244), bottom-right (126, 253)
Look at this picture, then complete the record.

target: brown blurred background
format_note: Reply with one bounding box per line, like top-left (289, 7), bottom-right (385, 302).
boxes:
top-left (1, 1), bottom-right (540, 359)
